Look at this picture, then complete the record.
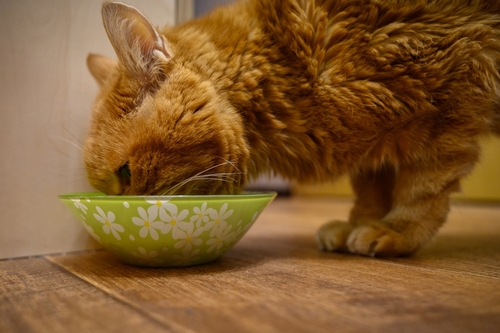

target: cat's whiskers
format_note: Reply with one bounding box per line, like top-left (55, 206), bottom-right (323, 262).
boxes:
top-left (48, 135), bottom-right (84, 152)
top-left (164, 172), bottom-right (241, 195)
top-left (60, 118), bottom-right (87, 147)
top-left (161, 160), bottom-right (241, 195)
top-left (218, 158), bottom-right (242, 173)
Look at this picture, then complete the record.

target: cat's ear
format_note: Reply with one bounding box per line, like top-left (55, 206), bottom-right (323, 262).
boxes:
top-left (87, 53), bottom-right (117, 87)
top-left (101, 2), bottom-right (171, 78)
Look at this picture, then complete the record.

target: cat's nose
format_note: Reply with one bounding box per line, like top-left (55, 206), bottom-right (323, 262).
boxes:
top-left (116, 162), bottom-right (132, 194)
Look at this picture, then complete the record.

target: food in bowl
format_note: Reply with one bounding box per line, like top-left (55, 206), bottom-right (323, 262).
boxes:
top-left (59, 192), bottom-right (276, 267)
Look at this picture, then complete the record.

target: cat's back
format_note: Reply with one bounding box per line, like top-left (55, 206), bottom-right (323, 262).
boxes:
top-left (252, 0), bottom-right (500, 129)
top-left (253, 0), bottom-right (500, 80)
top-left (168, 0), bottom-right (500, 141)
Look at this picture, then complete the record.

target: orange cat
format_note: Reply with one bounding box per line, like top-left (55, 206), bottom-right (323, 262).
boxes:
top-left (86, 0), bottom-right (500, 257)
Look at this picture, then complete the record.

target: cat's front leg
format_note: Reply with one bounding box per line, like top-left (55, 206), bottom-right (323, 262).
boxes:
top-left (317, 167), bottom-right (395, 253)
top-left (317, 155), bottom-right (476, 256)
top-left (343, 167), bottom-right (459, 256)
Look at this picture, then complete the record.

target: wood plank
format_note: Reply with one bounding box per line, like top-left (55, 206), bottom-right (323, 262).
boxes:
top-left (46, 198), bottom-right (500, 333)
top-left (267, 198), bottom-right (500, 277)
top-left (0, 257), bottom-right (181, 333)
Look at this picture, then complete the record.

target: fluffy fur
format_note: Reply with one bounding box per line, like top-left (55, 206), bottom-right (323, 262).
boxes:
top-left (86, 0), bottom-right (500, 256)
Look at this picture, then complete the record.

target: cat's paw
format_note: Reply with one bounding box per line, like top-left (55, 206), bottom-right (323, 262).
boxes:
top-left (316, 221), bottom-right (354, 252)
top-left (346, 223), bottom-right (410, 257)
top-left (317, 221), bottom-right (414, 257)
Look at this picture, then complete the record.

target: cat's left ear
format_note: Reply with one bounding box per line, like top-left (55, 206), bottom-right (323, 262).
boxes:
top-left (87, 53), bottom-right (117, 87)
top-left (101, 2), bottom-right (171, 78)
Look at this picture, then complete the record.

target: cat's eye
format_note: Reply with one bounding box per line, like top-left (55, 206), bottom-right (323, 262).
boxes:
top-left (118, 162), bottom-right (131, 179)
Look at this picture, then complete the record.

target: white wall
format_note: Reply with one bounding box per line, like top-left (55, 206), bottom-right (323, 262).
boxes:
top-left (0, 0), bottom-right (177, 259)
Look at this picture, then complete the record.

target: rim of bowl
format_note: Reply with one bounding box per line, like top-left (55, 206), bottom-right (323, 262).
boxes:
top-left (58, 191), bottom-right (277, 201)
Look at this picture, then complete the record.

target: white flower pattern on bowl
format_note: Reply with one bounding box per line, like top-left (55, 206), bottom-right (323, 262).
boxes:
top-left (83, 223), bottom-right (101, 243)
top-left (206, 224), bottom-right (235, 254)
top-left (172, 246), bottom-right (201, 266)
top-left (159, 205), bottom-right (190, 239)
top-left (174, 222), bottom-right (204, 251)
top-left (60, 193), bottom-right (275, 267)
top-left (190, 202), bottom-right (213, 227)
top-left (94, 206), bottom-right (124, 240)
top-left (131, 206), bottom-right (166, 240)
top-left (205, 203), bottom-right (233, 237)
top-left (146, 197), bottom-right (175, 216)
top-left (72, 199), bottom-right (88, 214)
top-left (132, 247), bottom-right (165, 265)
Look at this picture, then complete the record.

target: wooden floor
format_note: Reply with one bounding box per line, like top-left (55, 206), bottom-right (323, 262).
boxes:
top-left (1, 197), bottom-right (500, 333)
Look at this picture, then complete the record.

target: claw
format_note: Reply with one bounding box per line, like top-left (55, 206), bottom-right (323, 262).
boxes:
top-left (369, 240), bottom-right (378, 257)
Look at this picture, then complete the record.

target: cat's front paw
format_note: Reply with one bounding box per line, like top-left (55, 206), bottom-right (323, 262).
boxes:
top-left (317, 221), bottom-right (415, 257)
top-left (346, 223), bottom-right (412, 257)
top-left (316, 221), bottom-right (354, 252)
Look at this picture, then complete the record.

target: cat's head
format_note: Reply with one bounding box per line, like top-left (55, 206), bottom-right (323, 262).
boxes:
top-left (85, 2), bottom-right (248, 195)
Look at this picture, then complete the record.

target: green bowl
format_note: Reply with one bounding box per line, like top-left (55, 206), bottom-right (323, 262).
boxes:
top-left (59, 192), bottom-right (276, 267)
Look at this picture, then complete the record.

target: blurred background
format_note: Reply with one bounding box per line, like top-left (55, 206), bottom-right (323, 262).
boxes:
top-left (1, 0), bottom-right (498, 260)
